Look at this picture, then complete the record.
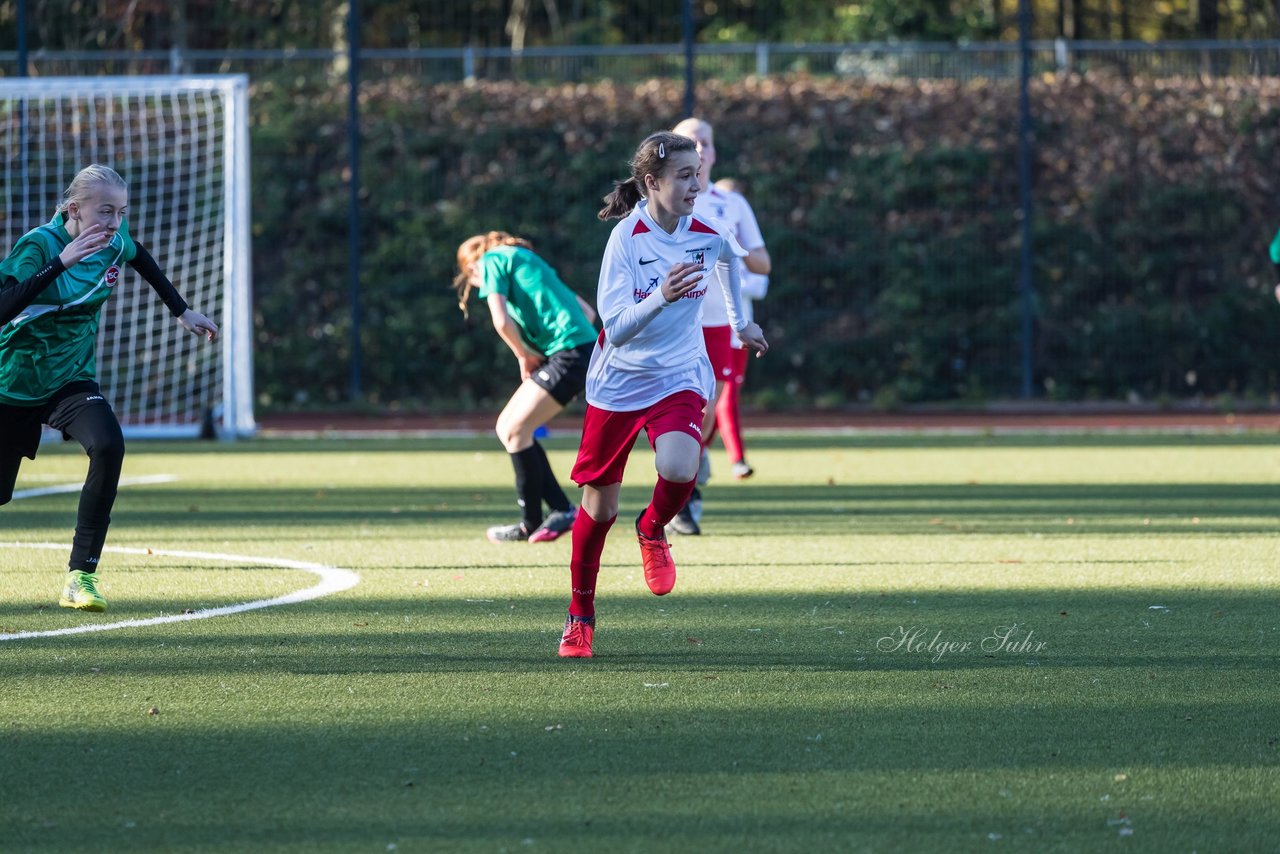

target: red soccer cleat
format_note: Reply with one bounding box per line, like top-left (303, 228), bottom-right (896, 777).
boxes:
top-left (635, 511), bottom-right (676, 596)
top-left (558, 614), bottom-right (595, 658)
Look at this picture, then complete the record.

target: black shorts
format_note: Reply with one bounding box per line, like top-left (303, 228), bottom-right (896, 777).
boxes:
top-left (0, 381), bottom-right (114, 461)
top-left (531, 342), bottom-right (593, 406)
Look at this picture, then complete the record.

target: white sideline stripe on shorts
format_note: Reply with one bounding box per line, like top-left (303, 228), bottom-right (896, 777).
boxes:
top-left (0, 543), bottom-right (361, 642)
top-left (11, 473), bottom-right (179, 500)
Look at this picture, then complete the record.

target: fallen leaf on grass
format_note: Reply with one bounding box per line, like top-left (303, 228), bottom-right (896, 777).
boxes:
top-left (146, 707), bottom-right (160, 716)
top-left (686, 636), bottom-right (702, 645)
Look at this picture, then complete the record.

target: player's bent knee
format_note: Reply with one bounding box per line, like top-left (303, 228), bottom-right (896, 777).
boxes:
top-left (655, 460), bottom-right (698, 483)
top-left (495, 417), bottom-right (533, 453)
top-left (87, 432), bottom-right (126, 465)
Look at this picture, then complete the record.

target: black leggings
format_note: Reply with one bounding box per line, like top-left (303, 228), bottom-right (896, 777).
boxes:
top-left (0, 390), bottom-right (125, 571)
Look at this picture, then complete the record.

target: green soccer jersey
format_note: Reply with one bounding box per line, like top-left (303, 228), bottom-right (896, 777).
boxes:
top-left (0, 212), bottom-right (137, 405)
top-left (476, 245), bottom-right (597, 356)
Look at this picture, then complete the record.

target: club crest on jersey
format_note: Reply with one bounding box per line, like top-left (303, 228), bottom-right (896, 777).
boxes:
top-left (685, 247), bottom-right (708, 266)
top-left (104, 265), bottom-right (120, 287)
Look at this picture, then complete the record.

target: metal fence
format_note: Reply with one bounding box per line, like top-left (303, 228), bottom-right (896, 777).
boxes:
top-left (6, 39), bottom-right (1280, 83)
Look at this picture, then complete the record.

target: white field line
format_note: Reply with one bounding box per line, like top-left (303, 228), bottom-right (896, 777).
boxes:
top-left (0, 544), bottom-right (360, 641)
top-left (2, 475), bottom-right (361, 641)
top-left (12, 473), bottom-right (180, 499)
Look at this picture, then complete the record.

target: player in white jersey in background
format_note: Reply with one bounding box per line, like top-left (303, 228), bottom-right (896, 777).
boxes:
top-left (556, 131), bottom-right (769, 658)
top-left (669, 118), bottom-right (772, 536)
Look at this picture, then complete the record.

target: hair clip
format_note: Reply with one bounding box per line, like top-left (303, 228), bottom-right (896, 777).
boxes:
top-left (658, 142), bottom-right (666, 158)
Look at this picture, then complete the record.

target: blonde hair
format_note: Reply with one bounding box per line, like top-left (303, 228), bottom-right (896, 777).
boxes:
top-left (672, 117), bottom-right (712, 140)
top-left (453, 231), bottom-right (533, 318)
top-left (597, 131), bottom-right (697, 221)
top-left (58, 164), bottom-right (128, 213)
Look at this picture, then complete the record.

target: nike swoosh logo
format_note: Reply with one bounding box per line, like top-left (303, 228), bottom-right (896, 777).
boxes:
top-left (639, 257), bottom-right (659, 265)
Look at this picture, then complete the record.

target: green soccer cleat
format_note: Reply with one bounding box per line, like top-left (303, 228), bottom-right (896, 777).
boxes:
top-left (59, 570), bottom-right (108, 612)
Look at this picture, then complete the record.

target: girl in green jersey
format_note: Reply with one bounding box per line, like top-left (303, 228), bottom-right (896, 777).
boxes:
top-left (0, 164), bottom-right (219, 612)
top-left (454, 231), bottom-right (598, 544)
top-left (1269, 226), bottom-right (1280, 304)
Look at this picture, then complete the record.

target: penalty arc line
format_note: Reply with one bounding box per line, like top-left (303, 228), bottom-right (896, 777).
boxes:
top-left (0, 544), bottom-right (361, 642)
top-left (1, 475), bottom-right (360, 641)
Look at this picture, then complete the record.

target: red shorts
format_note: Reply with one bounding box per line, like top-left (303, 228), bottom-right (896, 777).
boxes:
top-left (703, 325), bottom-right (748, 385)
top-left (570, 390), bottom-right (706, 487)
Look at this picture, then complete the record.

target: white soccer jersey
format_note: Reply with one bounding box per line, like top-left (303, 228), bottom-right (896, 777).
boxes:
top-left (693, 186), bottom-right (765, 329)
top-left (586, 200), bottom-right (747, 411)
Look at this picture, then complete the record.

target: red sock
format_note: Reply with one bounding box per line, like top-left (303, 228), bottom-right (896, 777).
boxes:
top-left (716, 377), bottom-right (745, 463)
top-left (569, 508), bottom-right (615, 618)
top-left (639, 475), bottom-right (696, 538)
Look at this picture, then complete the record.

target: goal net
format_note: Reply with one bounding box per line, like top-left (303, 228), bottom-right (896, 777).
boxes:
top-left (0, 75), bottom-right (254, 438)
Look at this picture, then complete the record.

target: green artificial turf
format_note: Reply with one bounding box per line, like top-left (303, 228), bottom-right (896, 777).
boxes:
top-left (0, 433), bottom-right (1277, 852)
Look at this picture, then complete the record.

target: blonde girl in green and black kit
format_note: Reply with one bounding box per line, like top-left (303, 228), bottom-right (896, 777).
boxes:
top-left (0, 165), bottom-right (218, 612)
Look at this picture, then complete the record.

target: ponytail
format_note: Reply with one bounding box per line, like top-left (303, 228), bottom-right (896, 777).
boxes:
top-left (597, 178), bottom-right (643, 221)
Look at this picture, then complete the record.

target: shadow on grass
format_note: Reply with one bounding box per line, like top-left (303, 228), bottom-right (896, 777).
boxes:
top-left (2, 589), bottom-right (1277, 850)
top-left (3, 588), bottom-right (1276, 675)
top-left (7, 482), bottom-right (1280, 537)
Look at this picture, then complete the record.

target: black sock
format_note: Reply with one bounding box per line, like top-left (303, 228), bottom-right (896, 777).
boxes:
top-left (531, 441), bottom-right (571, 512)
top-left (511, 445), bottom-right (545, 531)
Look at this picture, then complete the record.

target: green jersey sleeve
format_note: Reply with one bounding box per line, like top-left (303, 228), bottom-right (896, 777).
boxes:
top-left (476, 252), bottom-right (513, 300)
top-left (0, 229), bottom-right (57, 285)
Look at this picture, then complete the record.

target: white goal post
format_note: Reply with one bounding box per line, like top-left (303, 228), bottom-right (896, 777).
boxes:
top-left (0, 75), bottom-right (255, 439)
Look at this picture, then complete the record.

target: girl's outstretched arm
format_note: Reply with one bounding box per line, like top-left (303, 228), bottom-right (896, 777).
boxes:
top-left (129, 242), bottom-right (218, 342)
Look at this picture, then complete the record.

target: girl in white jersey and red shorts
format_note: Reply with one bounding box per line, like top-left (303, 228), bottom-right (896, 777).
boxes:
top-left (556, 131), bottom-right (769, 659)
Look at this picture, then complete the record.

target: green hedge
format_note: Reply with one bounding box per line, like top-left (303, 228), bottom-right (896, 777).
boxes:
top-left (248, 73), bottom-right (1280, 411)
